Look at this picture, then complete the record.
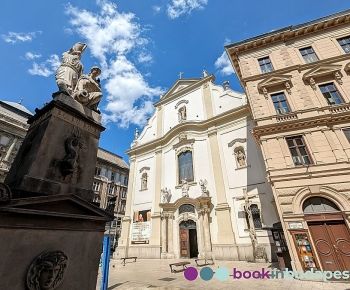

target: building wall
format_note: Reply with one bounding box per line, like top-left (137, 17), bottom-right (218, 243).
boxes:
top-left (227, 14), bottom-right (350, 272)
top-left (117, 75), bottom-right (280, 261)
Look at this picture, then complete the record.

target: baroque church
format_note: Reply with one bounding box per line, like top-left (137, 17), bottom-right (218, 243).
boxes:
top-left (117, 72), bottom-right (280, 261)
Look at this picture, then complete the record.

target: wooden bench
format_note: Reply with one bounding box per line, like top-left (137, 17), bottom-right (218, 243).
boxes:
top-left (121, 256), bottom-right (137, 266)
top-left (169, 261), bottom-right (190, 273)
top-left (195, 258), bottom-right (214, 267)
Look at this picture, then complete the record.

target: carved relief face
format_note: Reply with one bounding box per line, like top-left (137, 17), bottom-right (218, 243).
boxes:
top-left (39, 263), bottom-right (60, 289)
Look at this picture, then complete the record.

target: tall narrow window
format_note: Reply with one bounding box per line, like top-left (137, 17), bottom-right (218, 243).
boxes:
top-left (178, 150), bottom-right (194, 183)
top-left (319, 83), bottom-right (343, 105)
top-left (299, 46), bottom-right (319, 63)
top-left (338, 36), bottom-right (350, 53)
top-left (286, 136), bottom-right (312, 166)
top-left (271, 92), bottom-right (290, 114)
top-left (258, 56), bottom-right (274, 73)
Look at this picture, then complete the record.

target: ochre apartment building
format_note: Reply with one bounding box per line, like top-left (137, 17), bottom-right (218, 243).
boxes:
top-left (226, 10), bottom-right (350, 272)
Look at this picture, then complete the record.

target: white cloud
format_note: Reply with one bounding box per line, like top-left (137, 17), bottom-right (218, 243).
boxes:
top-left (167, 0), bottom-right (208, 19)
top-left (25, 52), bottom-right (42, 60)
top-left (152, 5), bottom-right (161, 14)
top-left (28, 54), bottom-right (60, 77)
top-left (138, 52), bottom-right (153, 64)
top-left (214, 51), bottom-right (234, 76)
top-left (65, 0), bottom-right (163, 128)
top-left (2, 31), bottom-right (41, 44)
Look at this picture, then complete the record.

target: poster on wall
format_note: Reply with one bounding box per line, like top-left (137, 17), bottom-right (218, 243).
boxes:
top-left (131, 221), bottom-right (151, 243)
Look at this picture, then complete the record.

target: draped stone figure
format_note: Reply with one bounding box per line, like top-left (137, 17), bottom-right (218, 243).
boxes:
top-left (55, 42), bottom-right (87, 95)
top-left (72, 66), bottom-right (102, 111)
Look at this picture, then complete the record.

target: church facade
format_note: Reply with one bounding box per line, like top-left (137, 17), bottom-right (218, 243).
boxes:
top-left (117, 74), bottom-right (280, 261)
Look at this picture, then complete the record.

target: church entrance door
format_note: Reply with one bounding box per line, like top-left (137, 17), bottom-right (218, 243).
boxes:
top-left (179, 220), bottom-right (198, 258)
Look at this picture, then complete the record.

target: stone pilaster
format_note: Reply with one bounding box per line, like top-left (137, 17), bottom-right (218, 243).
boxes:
top-left (117, 158), bottom-right (136, 257)
top-left (207, 130), bottom-right (235, 244)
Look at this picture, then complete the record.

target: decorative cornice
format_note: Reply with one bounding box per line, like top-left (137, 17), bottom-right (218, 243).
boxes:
top-left (126, 105), bottom-right (249, 156)
top-left (253, 103), bottom-right (350, 138)
top-left (226, 11), bottom-right (350, 80)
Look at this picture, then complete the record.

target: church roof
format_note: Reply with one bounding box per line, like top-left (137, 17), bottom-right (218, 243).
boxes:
top-left (1, 100), bottom-right (33, 116)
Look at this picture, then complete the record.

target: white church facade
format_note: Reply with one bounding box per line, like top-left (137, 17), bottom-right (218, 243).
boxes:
top-left (117, 73), bottom-right (280, 261)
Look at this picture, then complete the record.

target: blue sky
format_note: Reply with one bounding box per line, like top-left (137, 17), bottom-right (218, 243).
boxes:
top-left (1, 0), bottom-right (349, 162)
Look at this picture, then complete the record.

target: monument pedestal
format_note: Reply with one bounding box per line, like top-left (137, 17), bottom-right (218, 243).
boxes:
top-left (5, 92), bottom-right (104, 201)
top-left (0, 92), bottom-right (113, 290)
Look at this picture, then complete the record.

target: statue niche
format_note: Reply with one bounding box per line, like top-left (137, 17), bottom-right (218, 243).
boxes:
top-left (234, 146), bottom-right (246, 168)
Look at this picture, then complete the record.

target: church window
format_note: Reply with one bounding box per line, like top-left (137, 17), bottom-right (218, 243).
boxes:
top-left (178, 150), bottom-right (194, 183)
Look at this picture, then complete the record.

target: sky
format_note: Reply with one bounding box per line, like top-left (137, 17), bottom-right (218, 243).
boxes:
top-left (1, 0), bottom-right (349, 162)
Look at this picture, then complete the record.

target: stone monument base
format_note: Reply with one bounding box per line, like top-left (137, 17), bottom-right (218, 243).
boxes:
top-left (0, 194), bottom-right (112, 290)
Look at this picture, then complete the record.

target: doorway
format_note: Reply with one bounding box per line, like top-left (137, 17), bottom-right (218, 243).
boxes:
top-left (179, 220), bottom-right (198, 258)
top-left (303, 197), bottom-right (350, 271)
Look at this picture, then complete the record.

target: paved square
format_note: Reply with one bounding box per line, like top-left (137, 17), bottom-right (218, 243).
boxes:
top-left (96, 259), bottom-right (350, 289)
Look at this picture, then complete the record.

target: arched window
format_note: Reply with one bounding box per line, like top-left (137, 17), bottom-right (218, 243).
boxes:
top-left (303, 197), bottom-right (339, 214)
top-left (141, 172), bottom-right (148, 190)
top-left (178, 150), bottom-right (194, 183)
top-left (179, 204), bottom-right (195, 214)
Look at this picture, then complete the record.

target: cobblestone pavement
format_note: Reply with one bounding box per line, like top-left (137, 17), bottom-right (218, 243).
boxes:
top-left (96, 259), bottom-right (350, 290)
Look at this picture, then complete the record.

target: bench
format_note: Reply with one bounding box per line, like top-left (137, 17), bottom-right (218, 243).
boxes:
top-left (121, 256), bottom-right (137, 266)
top-left (195, 258), bottom-right (214, 267)
top-left (169, 261), bottom-right (190, 273)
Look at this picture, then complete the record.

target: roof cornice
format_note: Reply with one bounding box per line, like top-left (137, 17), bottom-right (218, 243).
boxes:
top-left (226, 10), bottom-right (350, 81)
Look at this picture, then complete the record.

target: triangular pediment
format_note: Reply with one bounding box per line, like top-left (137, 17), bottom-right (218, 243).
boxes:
top-left (161, 79), bottom-right (201, 100)
top-left (1, 194), bottom-right (113, 220)
top-left (257, 74), bottom-right (292, 90)
top-left (303, 64), bottom-right (342, 80)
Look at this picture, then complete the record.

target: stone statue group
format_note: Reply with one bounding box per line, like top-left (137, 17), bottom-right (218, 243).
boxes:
top-left (55, 42), bottom-right (102, 111)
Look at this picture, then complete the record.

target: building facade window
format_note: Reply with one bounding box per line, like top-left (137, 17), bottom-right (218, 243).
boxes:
top-left (337, 35), bottom-right (350, 53)
top-left (93, 181), bottom-right (101, 192)
top-left (95, 167), bottom-right (101, 176)
top-left (286, 136), bottom-right (312, 166)
top-left (250, 204), bottom-right (262, 229)
top-left (178, 150), bottom-right (194, 183)
top-left (319, 83), bottom-right (343, 105)
top-left (299, 46), bottom-right (319, 63)
top-left (141, 172), bottom-right (148, 190)
top-left (258, 56), bottom-right (274, 73)
top-left (271, 92), bottom-right (291, 114)
top-left (343, 128), bottom-right (350, 143)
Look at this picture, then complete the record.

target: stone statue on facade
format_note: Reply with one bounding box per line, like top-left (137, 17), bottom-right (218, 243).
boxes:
top-left (235, 148), bottom-right (246, 167)
top-left (199, 179), bottom-right (209, 197)
top-left (161, 187), bottom-right (172, 203)
top-left (55, 42), bottom-right (87, 95)
top-left (26, 251), bottom-right (68, 290)
top-left (181, 179), bottom-right (189, 197)
top-left (178, 106), bottom-right (187, 123)
top-left (72, 66), bottom-right (102, 111)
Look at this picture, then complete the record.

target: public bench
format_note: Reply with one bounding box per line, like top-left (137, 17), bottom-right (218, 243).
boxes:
top-left (169, 261), bottom-right (190, 273)
top-left (121, 256), bottom-right (137, 266)
top-left (194, 258), bottom-right (214, 267)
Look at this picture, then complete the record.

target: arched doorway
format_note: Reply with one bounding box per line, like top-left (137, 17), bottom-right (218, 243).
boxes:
top-left (304, 197), bottom-right (350, 271)
top-left (179, 220), bottom-right (198, 258)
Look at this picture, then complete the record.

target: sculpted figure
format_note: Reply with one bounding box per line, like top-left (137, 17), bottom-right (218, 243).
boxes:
top-left (199, 179), bottom-right (209, 197)
top-left (26, 251), bottom-right (68, 290)
top-left (178, 106), bottom-right (187, 123)
top-left (161, 187), bottom-right (172, 203)
top-left (181, 179), bottom-right (189, 197)
top-left (235, 148), bottom-right (246, 167)
top-left (55, 42), bottom-right (87, 95)
top-left (72, 66), bottom-right (102, 111)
